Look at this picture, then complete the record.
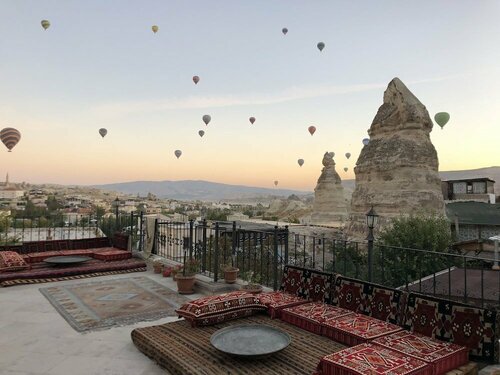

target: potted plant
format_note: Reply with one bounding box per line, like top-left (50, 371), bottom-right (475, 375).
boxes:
top-left (241, 271), bottom-right (263, 294)
top-left (153, 260), bottom-right (164, 274)
top-left (176, 257), bottom-right (200, 294)
top-left (222, 260), bottom-right (239, 284)
top-left (171, 264), bottom-right (183, 280)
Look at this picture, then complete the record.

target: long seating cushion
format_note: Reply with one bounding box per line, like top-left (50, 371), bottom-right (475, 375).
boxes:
top-left (316, 343), bottom-right (431, 375)
top-left (258, 291), bottom-right (308, 319)
top-left (403, 293), bottom-right (498, 363)
top-left (27, 251), bottom-right (63, 264)
top-left (93, 249), bottom-right (131, 261)
top-left (59, 249), bottom-right (95, 257)
top-left (332, 275), bottom-right (407, 325)
top-left (0, 251), bottom-right (30, 272)
top-left (322, 313), bottom-right (402, 347)
top-left (281, 302), bottom-right (353, 335)
top-left (373, 331), bottom-right (469, 375)
top-left (175, 291), bottom-right (266, 327)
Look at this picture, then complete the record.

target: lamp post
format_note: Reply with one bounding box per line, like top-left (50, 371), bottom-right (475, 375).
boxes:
top-left (366, 206), bottom-right (378, 282)
top-left (113, 197), bottom-right (120, 232)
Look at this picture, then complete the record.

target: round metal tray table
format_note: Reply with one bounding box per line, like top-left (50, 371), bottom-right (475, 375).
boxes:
top-left (210, 324), bottom-right (291, 358)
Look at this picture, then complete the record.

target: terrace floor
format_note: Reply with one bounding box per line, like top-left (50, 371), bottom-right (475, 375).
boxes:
top-left (0, 270), bottom-right (498, 375)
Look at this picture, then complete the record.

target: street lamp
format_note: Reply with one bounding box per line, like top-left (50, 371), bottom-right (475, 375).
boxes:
top-left (366, 206), bottom-right (378, 282)
top-left (113, 197), bottom-right (120, 232)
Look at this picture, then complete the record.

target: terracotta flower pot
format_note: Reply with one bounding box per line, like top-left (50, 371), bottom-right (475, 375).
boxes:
top-left (223, 268), bottom-right (239, 284)
top-left (153, 263), bottom-right (163, 274)
top-left (162, 268), bottom-right (172, 277)
top-left (176, 274), bottom-right (196, 294)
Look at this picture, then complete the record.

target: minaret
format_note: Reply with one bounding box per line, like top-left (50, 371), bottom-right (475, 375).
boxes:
top-left (5, 173), bottom-right (9, 187)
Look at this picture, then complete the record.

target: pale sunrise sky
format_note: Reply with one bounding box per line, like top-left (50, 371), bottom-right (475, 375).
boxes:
top-left (0, 1), bottom-right (499, 191)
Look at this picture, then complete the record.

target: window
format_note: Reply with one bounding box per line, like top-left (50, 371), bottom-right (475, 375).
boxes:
top-left (466, 184), bottom-right (473, 194)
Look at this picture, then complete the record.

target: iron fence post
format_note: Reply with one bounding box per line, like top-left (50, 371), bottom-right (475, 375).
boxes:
top-left (284, 226), bottom-right (289, 265)
top-left (214, 222), bottom-right (219, 282)
top-left (367, 227), bottom-right (374, 282)
top-left (202, 219), bottom-right (207, 272)
top-left (139, 211), bottom-right (143, 252)
top-left (273, 226), bottom-right (279, 291)
top-left (231, 221), bottom-right (237, 266)
top-left (189, 219), bottom-right (194, 259)
top-left (152, 218), bottom-right (158, 255)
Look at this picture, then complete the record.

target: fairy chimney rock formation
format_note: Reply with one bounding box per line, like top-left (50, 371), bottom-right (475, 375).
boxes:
top-left (311, 152), bottom-right (348, 225)
top-left (347, 78), bottom-right (445, 239)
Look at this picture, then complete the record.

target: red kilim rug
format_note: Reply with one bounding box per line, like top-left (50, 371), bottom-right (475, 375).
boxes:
top-left (317, 343), bottom-right (431, 375)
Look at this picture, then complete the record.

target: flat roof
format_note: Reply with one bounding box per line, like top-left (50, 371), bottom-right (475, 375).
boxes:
top-left (443, 177), bottom-right (496, 183)
top-left (446, 201), bottom-right (500, 225)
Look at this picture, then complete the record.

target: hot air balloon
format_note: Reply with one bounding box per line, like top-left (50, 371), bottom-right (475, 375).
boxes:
top-left (202, 115), bottom-right (211, 125)
top-left (308, 126), bottom-right (316, 136)
top-left (41, 20), bottom-right (50, 30)
top-left (274, 180), bottom-right (278, 186)
top-left (362, 138), bottom-right (370, 146)
top-left (198, 130), bottom-right (205, 137)
top-left (282, 28), bottom-right (288, 35)
top-left (317, 42), bottom-right (325, 51)
top-left (192, 76), bottom-right (200, 84)
top-left (297, 159), bottom-right (304, 167)
top-left (249, 117), bottom-right (256, 124)
top-left (99, 128), bottom-right (107, 138)
top-left (152, 25), bottom-right (159, 33)
top-left (434, 112), bottom-right (450, 129)
top-left (345, 152), bottom-right (351, 159)
top-left (0, 128), bottom-right (21, 152)
top-left (174, 150), bottom-right (182, 159)
top-left (344, 167), bottom-right (348, 172)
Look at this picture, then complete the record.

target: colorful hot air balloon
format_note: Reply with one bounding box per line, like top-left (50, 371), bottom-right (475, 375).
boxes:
top-left (297, 159), bottom-right (304, 167)
top-left (317, 42), bottom-right (325, 51)
top-left (174, 150), bottom-right (182, 159)
top-left (192, 76), bottom-right (200, 84)
top-left (0, 128), bottom-right (21, 152)
top-left (198, 130), bottom-right (205, 137)
top-left (274, 180), bottom-right (278, 186)
top-left (434, 112), bottom-right (450, 129)
top-left (344, 167), bottom-right (348, 172)
top-left (249, 117), bottom-right (256, 124)
top-left (308, 126), bottom-right (316, 136)
top-left (152, 25), bottom-right (159, 33)
top-left (202, 115), bottom-right (211, 125)
top-left (41, 20), bottom-right (50, 30)
top-left (345, 152), bottom-right (351, 159)
top-left (282, 28), bottom-right (288, 35)
top-left (362, 138), bottom-right (370, 146)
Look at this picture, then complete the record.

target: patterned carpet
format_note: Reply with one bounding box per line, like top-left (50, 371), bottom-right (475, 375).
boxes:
top-left (132, 314), bottom-right (346, 375)
top-left (40, 276), bottom-right (187, 332)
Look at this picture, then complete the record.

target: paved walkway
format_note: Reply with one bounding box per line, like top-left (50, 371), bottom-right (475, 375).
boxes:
top-left (0, 271), bottom-right (203, 375)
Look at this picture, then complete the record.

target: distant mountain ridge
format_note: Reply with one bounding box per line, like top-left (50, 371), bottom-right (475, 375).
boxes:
top-left (92, 180), bottom-right (309, 201)
top-left (93, 166), bottom-right (500, 201)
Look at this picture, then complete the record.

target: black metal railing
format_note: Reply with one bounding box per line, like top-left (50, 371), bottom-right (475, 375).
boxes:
top-left (152, 219), bottom-right (499, 308)
top-left (0, 211), bottom-right (145, 252)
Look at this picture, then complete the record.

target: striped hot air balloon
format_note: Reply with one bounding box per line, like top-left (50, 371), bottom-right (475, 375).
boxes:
top-left (0, 128), bottom-right (21, 152)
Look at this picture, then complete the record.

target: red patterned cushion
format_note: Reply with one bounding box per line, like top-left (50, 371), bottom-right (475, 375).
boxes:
top-left (27, 251), bottom-right (63, 264)
top-left (59, 249), bottom-right (95, 257)
top-left (332, 278), bottom-right (364, 313)
top-left (258, 291), bottom-right (308, 319)
top-left (93, 249), bottom-right (131, 261)
top-left (0, 251), bottom-right (30, 272)
top-left (322, 313), bottom-right (402, 346)
top-left (373, 331), bottom-right (469, 375)
top-left (280, 266), bottom-right (306, 296)
top-left (317, 343), bottom-right (431, 375)
top-left (304, 269), bottom-right (334, 303)
top-left (281, 302), bottom-right (353, 335)
top-left (175, 291), bottom-right (266, 327)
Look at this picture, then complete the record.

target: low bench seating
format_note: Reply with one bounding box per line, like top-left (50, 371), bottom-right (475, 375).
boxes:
top-left (316, 343), bottom-right (431, 375)
top-left (93, 248), bottom-right (132, 261)
top-left (281, 302), bottom-right (354, 335)
top-left (373, 331), bottom-right (469, 375)
top-left (322, 313), bottom-right (403, 347)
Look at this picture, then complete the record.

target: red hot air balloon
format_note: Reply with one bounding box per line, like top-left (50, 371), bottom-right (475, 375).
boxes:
top-left (0, 128), bottom-right (21, 152)
top-left (308, 126), bottom-right (316, 136)
top-left (249, 117), bottom-right (255, 124)
top-left (192, 76), bottom-right (200, 84)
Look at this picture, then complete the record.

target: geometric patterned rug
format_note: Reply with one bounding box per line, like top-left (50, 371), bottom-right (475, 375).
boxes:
top-left (39, 276), bottom-right (188, 333)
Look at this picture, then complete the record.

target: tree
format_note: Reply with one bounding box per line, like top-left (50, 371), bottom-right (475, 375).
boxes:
top-left (46, 195), bottom-right (61, 212)
top-left (376, 212), bottom-right (455, 288)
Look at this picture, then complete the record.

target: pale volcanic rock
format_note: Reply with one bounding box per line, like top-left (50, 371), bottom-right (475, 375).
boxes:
top-left (311, 152), bottom-right (348, 225)
top-left (346, 78), bottom-right (445, 239)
